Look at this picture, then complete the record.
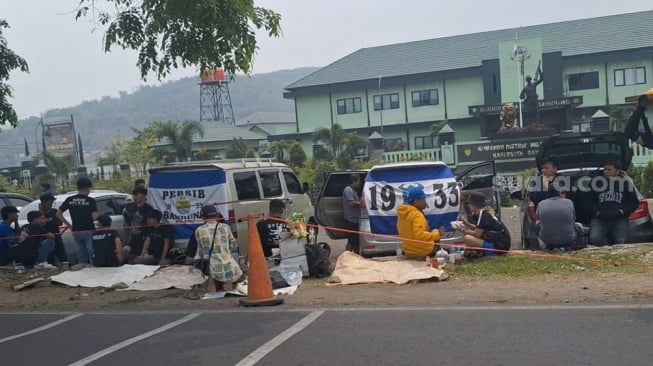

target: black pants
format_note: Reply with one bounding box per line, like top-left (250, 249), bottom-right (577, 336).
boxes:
top-left (624, 106), bottom-right (653, 148)
top-left (48, 235), bottom-right (68, 264)
top-left (343, 220), bottom-right (359, 253)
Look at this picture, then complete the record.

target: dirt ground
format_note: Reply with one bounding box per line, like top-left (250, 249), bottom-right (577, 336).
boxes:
top-left (2, 247), bottom-right (653, 311)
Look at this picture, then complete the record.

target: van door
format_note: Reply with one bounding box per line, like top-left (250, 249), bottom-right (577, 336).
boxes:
top-left (456, 161), bottom-right (501, 218)
top-left (315, 171), bottom-right (366, 240)
top-left (231, 170), bottom-right (266, 258)
top-left (281, 169), bottom-right (316, 234)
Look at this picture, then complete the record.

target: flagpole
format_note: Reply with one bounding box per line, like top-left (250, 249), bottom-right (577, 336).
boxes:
top-left (515, 31), bottom-right (524, 128)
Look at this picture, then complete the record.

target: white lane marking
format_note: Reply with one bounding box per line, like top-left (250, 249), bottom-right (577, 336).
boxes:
top-left (235, 310), bottom-right (324, 366)
top-left (68, 313), bottom-right (200, 366)
top-left (0, 313), bottom-right (83, 344)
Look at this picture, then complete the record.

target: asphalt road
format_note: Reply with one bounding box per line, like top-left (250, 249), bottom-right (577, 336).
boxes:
top-left (2, 304), bottom-right (653, 366)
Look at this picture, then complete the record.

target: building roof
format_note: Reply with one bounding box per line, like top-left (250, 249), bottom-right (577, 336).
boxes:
top-left (150, 123), bottom-right (267, 147)
top-left (235, 111), bottom-right (296, 125)
top-left (286, 11), bottom-right (653, 90)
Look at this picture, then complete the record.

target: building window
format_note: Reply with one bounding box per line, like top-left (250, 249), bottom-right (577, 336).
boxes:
top-left (568, 71), bottom-right (599, 91)
top-left (373, 93), bottom-right (400, 110)
top-left (573, 123), bottom-right (590, 133)
top-left (411, 89), bottom-right (439, 107)
top-left (384, 138), bottom-right (404, 152)
top-left (614, 67), bottom-right (646, 86)
top-left (414, 136), bottom-right (434, 150)
top-left (336, 97), bottom-right (362, 114)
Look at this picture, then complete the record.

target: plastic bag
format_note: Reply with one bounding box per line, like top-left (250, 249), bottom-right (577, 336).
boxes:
top-left (275, 265), bottom-right (303, 286)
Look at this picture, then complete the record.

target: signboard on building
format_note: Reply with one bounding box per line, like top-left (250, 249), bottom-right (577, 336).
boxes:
top-left (43, 121), bottom-right (76, 159)
top-left (456, 139), bottom-right (544, 163)
top-left (468, 96), bottom-right (583, 116)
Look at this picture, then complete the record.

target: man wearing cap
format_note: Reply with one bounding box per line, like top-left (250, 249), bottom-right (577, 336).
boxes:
top-left (396, 187), bottom-right (445, 258)
top-left (624, 90), bottom-right (653, 149)
top-left (39, 193), bottom-right (68, 266)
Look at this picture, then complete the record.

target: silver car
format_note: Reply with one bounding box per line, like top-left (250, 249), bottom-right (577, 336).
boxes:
top-left (18, 190), bottom-right (130, 264)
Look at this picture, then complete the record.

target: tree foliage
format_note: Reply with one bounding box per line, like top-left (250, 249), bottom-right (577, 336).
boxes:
top-left (225, 137), bottom-right (254, 159)
top-left (0, 19), bottom-right (29, 127)
top-left (147, 120), bottom-right (204, 162)
top-left (288, 140), bottom-right (306, 168)
top-left (75, 0), bottom-right (282, 80)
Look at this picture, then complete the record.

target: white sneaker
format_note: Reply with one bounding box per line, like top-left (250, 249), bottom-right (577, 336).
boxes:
top-left (36, 262), bottom-right (56, 269)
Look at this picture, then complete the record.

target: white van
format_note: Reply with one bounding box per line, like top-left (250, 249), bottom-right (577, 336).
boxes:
top-left (315, 161), bottom-right (499, 257)
top-left (148, 159), bottom-right (315, 258)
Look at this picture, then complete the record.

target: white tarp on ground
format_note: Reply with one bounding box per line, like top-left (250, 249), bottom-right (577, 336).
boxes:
top-left (120, 266), bottom-right (206, 291)
top-left (201, 281), bottom-right (298, 299)
top-left (51, 264), bottom-right (159, 288)
top-left (328, 251), bottom-right (449, 285)
top-left (51, 265), bottom-right (207, 290)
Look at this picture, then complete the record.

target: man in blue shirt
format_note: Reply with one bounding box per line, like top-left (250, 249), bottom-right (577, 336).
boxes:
top-left (0, 206), bottom-right (20, 266)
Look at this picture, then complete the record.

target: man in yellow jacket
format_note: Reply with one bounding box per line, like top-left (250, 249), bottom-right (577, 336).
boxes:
top-left (397, 187), bottom-right (444, 257)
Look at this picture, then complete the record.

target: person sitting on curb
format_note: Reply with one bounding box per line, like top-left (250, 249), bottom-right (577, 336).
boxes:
top-left (396, 187), bottom-right (445, 258)
top-left (0, 206), bottom-right (20, 266)
top-left (91, 214), bottom-right (128, 267)
top-left (459, 192), bottom-right (511, 257)
top-left (536, 188), bottom-right (585, 251)
top-left (134, 210), bottom-right (172, 266)
top-left (15, 211), bottom-right (56, 268)
top-left (527, 156), bottom-right (564, 209)
top-left (590, 160), bottom-right (639, 246)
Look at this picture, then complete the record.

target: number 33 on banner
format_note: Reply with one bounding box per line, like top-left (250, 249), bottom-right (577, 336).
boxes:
top-left (366, 181), bottom-right (459, 213)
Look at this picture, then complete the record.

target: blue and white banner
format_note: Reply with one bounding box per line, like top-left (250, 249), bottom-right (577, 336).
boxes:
top-left (364, 165), bottom-right (459, 235)
top-left (149, 169), bottom-right (229, 239)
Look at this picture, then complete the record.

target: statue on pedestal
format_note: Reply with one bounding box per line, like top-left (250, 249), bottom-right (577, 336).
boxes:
top-left (519, 61), bottom-right (543, 125)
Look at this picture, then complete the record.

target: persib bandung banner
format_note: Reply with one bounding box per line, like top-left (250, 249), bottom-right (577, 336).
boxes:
top-left (364, 165), bottom-right (459, 236)
top-left (148, 169), bottom-right (228, 239)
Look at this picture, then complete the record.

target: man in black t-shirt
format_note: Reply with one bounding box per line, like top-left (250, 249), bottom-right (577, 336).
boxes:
top-left (92, 215), bottom-right (126, 267)
top-left (39, 193), bottom-right (68, 266)
top-left (15, 211), bottom-right (55, 268)
top-left (135, 210), bottom-right (172, 266)
top-left (122, 186), bottom-right (154, 258)
top-left (257, 199), bottom-right (289, 257)
top-left (56, 178), bottom-right (99, 264)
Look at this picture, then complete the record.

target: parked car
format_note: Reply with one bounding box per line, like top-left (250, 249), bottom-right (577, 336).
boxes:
top-left (18, 190), bottom-right (130, 264)
top-left (519, 131), bottom-right (653, 249)
top-left (148, 159), bottom-right (316, 259)
top-left (0, 192), bottom-right (33, 211)
top-left (316, 161), bottom-right (500, 257)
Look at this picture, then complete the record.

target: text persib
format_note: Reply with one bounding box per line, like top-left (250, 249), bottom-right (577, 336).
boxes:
top-left (161, 189), bottom-right (206, 200)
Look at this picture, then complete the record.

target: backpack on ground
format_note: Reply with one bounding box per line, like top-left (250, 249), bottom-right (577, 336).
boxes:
top-left (304, 242), bottom-right (332, 278)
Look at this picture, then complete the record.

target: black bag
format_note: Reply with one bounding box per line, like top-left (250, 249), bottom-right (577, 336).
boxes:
top-left (304, 242), bottom-right (332, 278)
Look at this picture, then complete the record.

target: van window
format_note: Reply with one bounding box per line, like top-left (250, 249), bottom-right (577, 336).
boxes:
top-left (260, 170), bottom-right (282, 197)
top-left (234, 171), bottom-right (261, 200)
top-left (283, 171), bottom-right (302, 194)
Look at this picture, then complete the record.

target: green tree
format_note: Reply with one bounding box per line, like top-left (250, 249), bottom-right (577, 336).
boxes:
top-left (606, 105), bottom-right (632, 131)
top-left (313, 123), bottom-right (346, 160)
top-left (265, 140), bottom-right (291, 163)
top-left (75, 0), bottom-right (282, 80)
top-left (41, 151), bottom-right (75, 192)
top-left (338, 132), bottom-right (369, 169)
top-left (149, 120), bottom-right (204, 162)
top-left (288, 140), bottom-right (307, 167)
top-left (0, 19), bottom-right (29, 127)
top-left (225, 137), bottom-right (253, 159)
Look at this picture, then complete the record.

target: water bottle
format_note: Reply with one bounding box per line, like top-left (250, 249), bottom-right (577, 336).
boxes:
top-left (396, 242), bottom-right (403, 256)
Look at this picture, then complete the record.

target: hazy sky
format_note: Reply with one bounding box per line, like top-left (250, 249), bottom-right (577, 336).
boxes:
top-left (2, 0), bottom-right (653, 119)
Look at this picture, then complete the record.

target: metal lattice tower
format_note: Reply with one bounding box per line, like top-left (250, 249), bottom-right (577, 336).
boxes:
top-left (199, 69), bottom-right (235, 124)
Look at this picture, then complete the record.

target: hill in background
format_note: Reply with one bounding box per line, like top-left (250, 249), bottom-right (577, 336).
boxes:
top-left (0, 67), bottom-right (319, 167)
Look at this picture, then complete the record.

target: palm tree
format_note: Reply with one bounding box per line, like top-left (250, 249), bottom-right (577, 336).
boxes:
top-left (313, 123), bottom-right (346, 159)
top-left (149, 120), bottom-right (205, 161)
top-left (41, 150), bottom-right (75, 192)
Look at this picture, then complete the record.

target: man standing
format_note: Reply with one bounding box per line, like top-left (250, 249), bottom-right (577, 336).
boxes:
top-left (56, 177), bottom-right (99, 265)
top-left (39, 193), bottom-right (68, 266)
top-left (342, 174), bottom-right (363, 252)
top-left (0, 206), bottom-right (20, 266)
top-left (590, 160), bottom-right (639, 246)
top-left (122, 186), bottom-right (153, 260)
top-left (396, 187), bottom-right (444, 258)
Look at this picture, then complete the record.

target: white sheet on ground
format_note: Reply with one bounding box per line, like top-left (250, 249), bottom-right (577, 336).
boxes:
top-left (121, 266), bottom-right (206, 291)
top-left (201, 282), bottom-right (298, 299)
top-left (50, 264), bottom-right (159, 288)
top-left (328, 251), bottom-right (448, 285)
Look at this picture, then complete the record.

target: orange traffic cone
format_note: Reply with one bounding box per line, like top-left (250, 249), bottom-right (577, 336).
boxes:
top-left (239, 213), bottom-right (284, 307)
